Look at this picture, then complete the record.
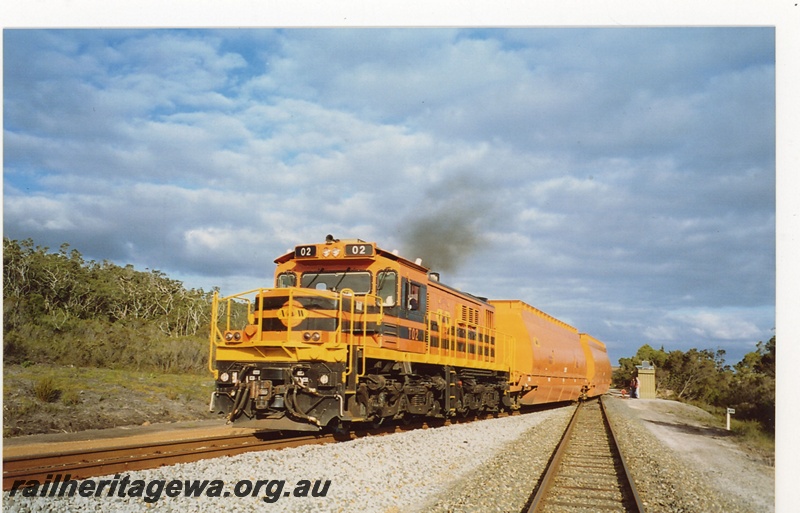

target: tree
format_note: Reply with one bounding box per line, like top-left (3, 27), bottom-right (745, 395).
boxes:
top-left (612, 344), bottom-right (669, 390)
top-left (3, 237), bottom-right (212, 372)
top-left (614, 336), bottom-right (775, 433)
top-left (722, 336), bottom-right (775, 431)
top-left (662, 349), bottom-right (726, 402)
top-left (635, 344), bottom-right (668, 368)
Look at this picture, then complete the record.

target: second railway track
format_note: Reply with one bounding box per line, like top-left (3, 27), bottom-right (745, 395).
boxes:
top-left (2, 431), bottom-right (332, 490)
top-left (2, 413), bottom-right (497, 491)
top-left (526, 397), bottom-right (644, 513)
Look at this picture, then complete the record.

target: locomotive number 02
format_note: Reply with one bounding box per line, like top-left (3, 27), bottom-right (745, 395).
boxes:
top-left (345, 244), bottom-right (374, 256)
top-left (295, 245), bottom-right (317, 258)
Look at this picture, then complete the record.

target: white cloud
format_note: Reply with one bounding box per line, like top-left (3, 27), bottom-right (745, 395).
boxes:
top-left (668, 310), bottom-right (762, 341)
top-left (184, 227), bottom-right (238, 253)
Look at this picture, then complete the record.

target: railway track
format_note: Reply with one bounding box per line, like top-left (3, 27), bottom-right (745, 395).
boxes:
top-left (526, 397), bottom-right (644, 513)
top-left (2, 431), bottom-right (333, 490)
top-left (3, 412), bottom-right (504, 491)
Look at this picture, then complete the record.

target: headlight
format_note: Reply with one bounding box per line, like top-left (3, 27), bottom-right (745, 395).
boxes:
top-left (225, 331), bottom-right (242, 342)
top-left (319, 374), bottom-right (329, 385)
top-left (220, 372), bottom-right (230, 382)
top-left (312, 332), bottom-right (321, 341)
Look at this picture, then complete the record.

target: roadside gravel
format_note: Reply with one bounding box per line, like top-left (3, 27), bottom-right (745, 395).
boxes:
top-left (605, 396), bottom-right (774, 513)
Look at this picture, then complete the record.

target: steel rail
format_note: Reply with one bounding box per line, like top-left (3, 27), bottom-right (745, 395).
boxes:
top-left (3, 432), bottom-right (328, 490)
top-left (3, 404), bottom-right (522, 493)
top-left (526, 397), bottom-right (645, 513)
top-left (600, 397), bottom-right (646, 512)
top-left (526, 401), bottom-right (584, 510)
top-left (2, 410), bottom-right (504, 491)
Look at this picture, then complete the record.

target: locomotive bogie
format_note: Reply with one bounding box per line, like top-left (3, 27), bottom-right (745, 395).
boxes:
top-left (210, 360), bottom-right (348, 431)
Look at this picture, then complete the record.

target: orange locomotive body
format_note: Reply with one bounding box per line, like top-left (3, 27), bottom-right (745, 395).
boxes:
top-left (209, 236), bottom-right (611, 431)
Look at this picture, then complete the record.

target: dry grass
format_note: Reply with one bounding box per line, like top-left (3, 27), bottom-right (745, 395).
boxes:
top-left (3, 364), bottom-right (216, 437)
top-left (33, 376), bottom-right (60, 403)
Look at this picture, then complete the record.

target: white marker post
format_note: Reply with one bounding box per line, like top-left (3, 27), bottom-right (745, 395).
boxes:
top-left (726, 407), bottom-right (735, 430)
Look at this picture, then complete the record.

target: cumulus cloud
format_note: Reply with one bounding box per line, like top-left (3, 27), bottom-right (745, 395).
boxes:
top-left (671, 310), bottom-right (762, 341)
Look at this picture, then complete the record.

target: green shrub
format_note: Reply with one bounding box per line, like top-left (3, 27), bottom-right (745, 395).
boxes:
top-left (730, 418), bottom-right (770, 440)
top-left (3, 237), bottom-right (212, 374)
top-left (33, 376), bottom-right (61, 403)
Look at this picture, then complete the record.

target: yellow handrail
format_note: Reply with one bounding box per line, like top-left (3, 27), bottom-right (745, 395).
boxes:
top-left (208, 290), bottom-right (220, 378)
top-left (210, 286), bottom-right (525, 379)
top-left (208, 285), bottom-right (382, 380)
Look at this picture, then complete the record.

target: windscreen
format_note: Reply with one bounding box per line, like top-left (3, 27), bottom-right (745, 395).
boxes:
top-left (300, 271), bottom-right (371, 294)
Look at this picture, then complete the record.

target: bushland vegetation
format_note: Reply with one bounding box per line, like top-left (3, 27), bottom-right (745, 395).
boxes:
top-left (3, 237), bottom-right (212, 373)
top-left (613, 338), bottom-right (776, 436)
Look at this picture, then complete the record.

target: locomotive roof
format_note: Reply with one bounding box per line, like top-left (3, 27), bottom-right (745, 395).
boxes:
top-left (274, 237), bottom-right (494, 306)
top-left (274, 238), bottom-right (429, 273)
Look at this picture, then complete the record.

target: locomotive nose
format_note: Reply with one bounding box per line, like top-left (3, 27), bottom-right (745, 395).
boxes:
top-left (277, 300), bottom-right (308, 328)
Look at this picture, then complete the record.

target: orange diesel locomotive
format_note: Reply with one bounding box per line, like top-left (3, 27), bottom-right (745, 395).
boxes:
top-left (209, 236), bottom-right (611, 431)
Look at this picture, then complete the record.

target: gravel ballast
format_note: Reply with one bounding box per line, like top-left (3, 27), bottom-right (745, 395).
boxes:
top-left (3, 408), bottom-right (570, 513)
top-left (3, 397), bottom-right (774, 512)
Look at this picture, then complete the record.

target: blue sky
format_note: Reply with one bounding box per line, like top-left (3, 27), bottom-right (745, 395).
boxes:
top-left (2, 27), bottom-right (779, 367)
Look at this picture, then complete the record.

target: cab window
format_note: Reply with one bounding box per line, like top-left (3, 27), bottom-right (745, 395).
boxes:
top-left (407, 282), bottom-right (421, 310)
top-left (376, 270), bottom-right (397, 307)
top-left (300, 271), bottom-right (371, 293)
top-left (403, 280), bottom-right (426, 312)
top-left (276, 272), bottom-right (296, 288)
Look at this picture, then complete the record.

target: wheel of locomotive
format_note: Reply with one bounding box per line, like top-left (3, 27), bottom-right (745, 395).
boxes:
top-left (329, 418), bottom-right (352, 439)
top-left (370, 416), bottom-right (385, 429)
top-left (427, 416), bottom-right (447, 428)
top-left (328, 417), bottom-right (352, 434)
top-left (452, 400), bottom-right (461, 417)
top-left (430, 399), bottom-right (442, 418)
